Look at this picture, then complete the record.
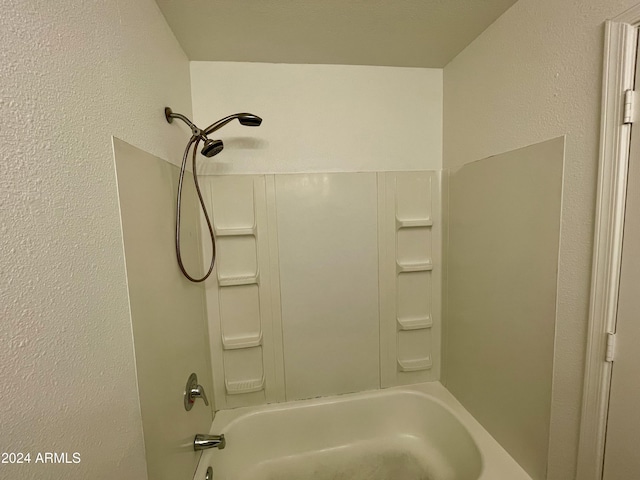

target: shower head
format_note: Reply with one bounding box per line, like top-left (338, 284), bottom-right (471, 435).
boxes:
top-left (203, 113), bottom-right (263, 135)
top-left (165, 107), bottom-right (262, 156)
top-left (238, 114), bottom-right (262, 127)
top-left (201, 138), bottom-right (224, 158)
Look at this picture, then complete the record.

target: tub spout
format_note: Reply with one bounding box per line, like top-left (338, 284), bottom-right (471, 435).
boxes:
top-left (194, 434), bottom-right (226, 451)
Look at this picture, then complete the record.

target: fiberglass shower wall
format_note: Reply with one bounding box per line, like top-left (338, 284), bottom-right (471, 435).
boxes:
top-left (443, 137), bottom-right (564, 479)
top-left (113, 139), bottom-right (213, 479)
top-left (189, 62), bottom-right (443, 408)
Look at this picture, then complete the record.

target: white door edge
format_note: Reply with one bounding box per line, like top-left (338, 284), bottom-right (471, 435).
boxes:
top-left (576, 6), bottom-right (640, 479)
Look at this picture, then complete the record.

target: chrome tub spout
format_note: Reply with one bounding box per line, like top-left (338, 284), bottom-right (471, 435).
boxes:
top-left (194, 434), bottom-right (226, 451)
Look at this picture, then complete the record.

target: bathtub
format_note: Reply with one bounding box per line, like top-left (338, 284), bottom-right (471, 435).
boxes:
top-left (193, 382), bottom-right (531, 480)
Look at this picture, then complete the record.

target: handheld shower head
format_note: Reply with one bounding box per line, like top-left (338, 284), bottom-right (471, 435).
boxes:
top-left (203, 113), bottom-right (263, 135)
top-left (165, 107), bottom-right (263, 144)
top-left (238, 114), bottom-right (262, 127)
top-left (165, 108), bottom-right (262, 160)
top-left (201, 138), bottom-right (224, 158)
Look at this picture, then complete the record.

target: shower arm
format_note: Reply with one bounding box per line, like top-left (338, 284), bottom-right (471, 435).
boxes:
top-left (165, 107), bottom-right (203, 137)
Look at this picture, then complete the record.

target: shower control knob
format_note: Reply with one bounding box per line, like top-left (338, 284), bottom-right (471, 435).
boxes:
top-left (184, 373), bottom-right (209, 411)
top-left (190, 384), bottom-right (209, 406)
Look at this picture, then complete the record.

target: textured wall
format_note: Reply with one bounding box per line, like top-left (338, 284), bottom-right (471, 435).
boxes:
top-left (0, 1), bottom-right (191, 478)
top-left (443, 0), bottom-right (639, 477)
top-left (190, 62), bottom-right (442, 174)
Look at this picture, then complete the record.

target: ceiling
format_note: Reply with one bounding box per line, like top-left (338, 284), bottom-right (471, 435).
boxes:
top-left (155, 0), bottom-right (517, 68)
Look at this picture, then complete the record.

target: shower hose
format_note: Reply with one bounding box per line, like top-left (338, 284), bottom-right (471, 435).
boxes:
top-left (175, 135), bottom-right (215, 282)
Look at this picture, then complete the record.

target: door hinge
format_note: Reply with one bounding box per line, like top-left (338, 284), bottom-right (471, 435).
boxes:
top-left (606, 332), bottom-right (616, 363)
top-left (624, 89), bottom-right (636, 124)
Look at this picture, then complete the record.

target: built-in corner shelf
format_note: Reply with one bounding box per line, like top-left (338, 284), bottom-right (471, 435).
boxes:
top-left (205, 175), bottom-right (283, 409)
top-left (397, 316), bottom-right (433, 331)
top-left (221, 331), bottom-right (263, 350)
top-left (395, 217), bottom-right (433, 230)
top-left (397, 357), bottom-right (433, 372)
top-left (225, 376), bottom-right (265, 395)
top-left (214, 224), bottom-right (257, 237)
top-left (396, 261), bottom-right (433, 274)
top-left (379, 171), bottom-right (439, 387)
top-left (217, 271), bottom-right (260, 287)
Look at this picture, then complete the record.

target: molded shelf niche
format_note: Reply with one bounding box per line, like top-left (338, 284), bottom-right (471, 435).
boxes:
top-left (221, 331), bottom-right (263, 350)
top-left (225, 376), bottom-right (265, 395)
top-left (396, 217), bottom-right (433, 230)
top-left (217, 271), bottom-right (260, 287)
top-left (397, 357), bottom-right (433, 372)
top-left (397, 316), bottom-right (432, 331)
top-left (214, 224), bottom-right (257, 237)
top-left (396, 261), bottom-right (433, 274)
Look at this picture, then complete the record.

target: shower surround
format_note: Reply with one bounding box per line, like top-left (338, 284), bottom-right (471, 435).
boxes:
top-left (199, 171), bottom-right (441, 409)
top-left (114, 60), bottom-right (561, 480)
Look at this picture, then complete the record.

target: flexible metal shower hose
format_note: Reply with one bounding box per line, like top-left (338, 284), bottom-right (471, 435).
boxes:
top-left (175, 135), bottom-right (215, 282)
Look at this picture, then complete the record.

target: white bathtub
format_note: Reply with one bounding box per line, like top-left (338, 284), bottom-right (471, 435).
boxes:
top-left (193, 382), bottom-right (531, 480)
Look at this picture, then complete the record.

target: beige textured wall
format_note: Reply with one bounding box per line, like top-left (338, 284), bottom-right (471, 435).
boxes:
top-left (445, 138), bottom-right (564, 479)
top-left (443, 0), bottom-right (639, 477)
top-left (0, 1), bottom-right (191, 478)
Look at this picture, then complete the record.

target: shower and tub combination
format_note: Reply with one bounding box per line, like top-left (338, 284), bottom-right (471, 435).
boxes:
top-left (161, 107), bottom-right (534, 480)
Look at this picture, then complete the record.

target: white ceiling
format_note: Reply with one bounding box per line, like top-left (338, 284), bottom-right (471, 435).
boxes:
top-left (155, 0), bottom-right (517, 68)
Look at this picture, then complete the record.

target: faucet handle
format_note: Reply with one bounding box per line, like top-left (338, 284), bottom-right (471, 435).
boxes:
top-left (190, 384), bottom-right (209, 406)
top-left (184, 373), bottom-right (209, 411)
